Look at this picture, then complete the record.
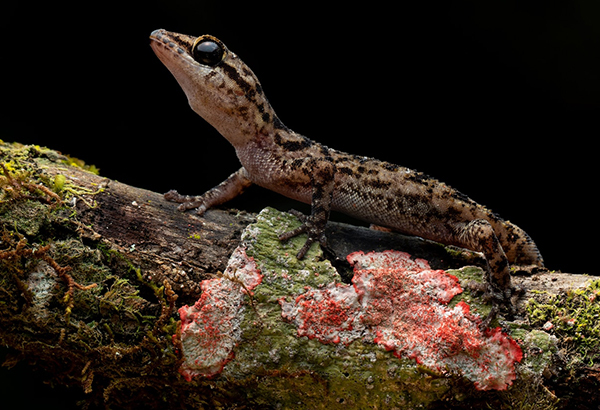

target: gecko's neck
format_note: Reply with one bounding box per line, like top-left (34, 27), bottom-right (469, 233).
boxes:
top-left (150, 29), bottom-right (286, 149)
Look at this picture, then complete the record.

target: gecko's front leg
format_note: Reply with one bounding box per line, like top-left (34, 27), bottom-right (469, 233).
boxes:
top-left (165, 167), bottom-right (253, 215)
top-left (279, 160), bottom-right (335, 259)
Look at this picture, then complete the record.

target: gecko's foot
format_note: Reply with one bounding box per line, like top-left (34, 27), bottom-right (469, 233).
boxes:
top-left (164, 190), bottom-right (207, 214)
top-left (279, 209), bottom-right (327, 259)
top-left (479, 304), bottom-right (499, 330)
top-left (476, 283), bottom-right (523, 329)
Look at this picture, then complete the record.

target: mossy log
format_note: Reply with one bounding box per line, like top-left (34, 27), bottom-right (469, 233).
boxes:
top-left (0, 142), bottom-right (598, 409)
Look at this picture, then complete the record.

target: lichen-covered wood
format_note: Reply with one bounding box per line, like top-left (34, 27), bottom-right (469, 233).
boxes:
top-left (0, 142), bottom-right (598, 409)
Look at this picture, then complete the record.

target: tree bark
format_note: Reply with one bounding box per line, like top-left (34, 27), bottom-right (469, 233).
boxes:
top-left (1, 142), bottom-right (598, 409)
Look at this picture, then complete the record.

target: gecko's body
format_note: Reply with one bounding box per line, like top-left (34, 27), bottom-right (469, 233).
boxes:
top-left (150, 29), bottom-right (544, 318)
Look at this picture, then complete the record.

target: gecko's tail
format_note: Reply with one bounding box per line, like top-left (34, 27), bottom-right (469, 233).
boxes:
top-left (499, 220), bottom-right (544, 267)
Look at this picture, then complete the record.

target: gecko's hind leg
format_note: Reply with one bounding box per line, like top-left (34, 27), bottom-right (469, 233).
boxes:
top-left (455, 219), bottom-right (520, 325)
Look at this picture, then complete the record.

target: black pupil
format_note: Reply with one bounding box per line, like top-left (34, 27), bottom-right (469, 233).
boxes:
top-left (193, 40), bottom-right (223, 66)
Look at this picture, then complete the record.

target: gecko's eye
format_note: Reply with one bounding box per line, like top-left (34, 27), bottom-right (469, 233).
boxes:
top-left (192, 38), bottom-right (224, 66)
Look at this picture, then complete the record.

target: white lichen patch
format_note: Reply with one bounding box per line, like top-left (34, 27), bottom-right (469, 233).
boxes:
top-left (26, 261), bottom-right (58, 319)
top-left (178, 247), bottom-right (263, 380)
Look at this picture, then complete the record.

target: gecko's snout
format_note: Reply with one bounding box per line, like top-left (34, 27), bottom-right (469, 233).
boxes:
top-left (149, 29), bottom-right (165, 42)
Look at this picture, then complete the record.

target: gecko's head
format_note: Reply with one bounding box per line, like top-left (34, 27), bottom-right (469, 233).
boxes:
top-left (150, 29), bottom-right (280, 146)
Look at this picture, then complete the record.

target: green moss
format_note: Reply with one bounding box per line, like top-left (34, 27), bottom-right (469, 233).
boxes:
top-left (60, 155), bottom-right (100, 175)
top-left (0, 200), bottom-right (51, 237)
top-left (526, 279), bottom-right (600, 368)
top-left (0, 142), bottom-right (179, 407)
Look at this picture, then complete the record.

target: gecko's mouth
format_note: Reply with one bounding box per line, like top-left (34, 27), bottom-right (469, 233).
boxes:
top-left (150, 29), bottom-right (174, 49)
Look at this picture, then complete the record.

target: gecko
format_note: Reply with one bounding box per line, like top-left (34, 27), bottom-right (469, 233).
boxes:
top-left (149, 29), bottom-right (544, 321)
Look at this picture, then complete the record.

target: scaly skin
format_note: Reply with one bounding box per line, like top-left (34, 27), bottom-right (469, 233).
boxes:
top-left (150, 29), bottom-right (544, 321)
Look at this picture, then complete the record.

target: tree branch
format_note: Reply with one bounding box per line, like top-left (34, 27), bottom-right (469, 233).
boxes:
top-left (0, 142), bottom-right (598, 409)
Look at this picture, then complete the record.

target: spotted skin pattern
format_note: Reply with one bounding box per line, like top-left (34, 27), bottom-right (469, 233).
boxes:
top-left (150, 29), bottom-right (544, 322)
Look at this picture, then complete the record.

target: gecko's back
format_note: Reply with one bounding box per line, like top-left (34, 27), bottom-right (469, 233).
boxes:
top-left (319, 148), bottom-right (543, 268)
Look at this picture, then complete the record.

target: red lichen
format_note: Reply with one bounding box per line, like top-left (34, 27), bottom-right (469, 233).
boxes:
top-left (279, 283), bottom-right (365, 344)
top-left (280, 250), bottom-right (523, 391)
top-left (177, 247), bottom-right (262, 381)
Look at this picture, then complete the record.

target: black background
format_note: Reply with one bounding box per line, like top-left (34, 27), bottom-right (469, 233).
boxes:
top-left (3, 1), bottom-right (600, 408)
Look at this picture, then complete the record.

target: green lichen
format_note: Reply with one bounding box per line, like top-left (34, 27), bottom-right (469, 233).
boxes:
top-left (446, 265), bottom-right (494, 320)
top-left (519, 330), bottom-right (559, 376)
top-left (241, 208), bottom-right (341, 296)
top-left (526, 278), bottom-right (600, 368)
top-left (219, 207), bottom-right (452, 408)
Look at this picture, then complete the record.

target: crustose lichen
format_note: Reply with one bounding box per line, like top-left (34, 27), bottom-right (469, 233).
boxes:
top-left (0, 234), bottom-right (97, 319)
